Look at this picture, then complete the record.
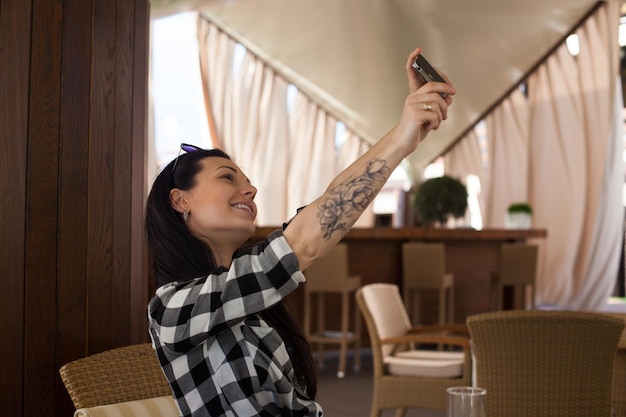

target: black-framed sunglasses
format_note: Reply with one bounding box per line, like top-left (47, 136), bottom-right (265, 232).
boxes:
top-left (171, 143), bottom-right (204, 177)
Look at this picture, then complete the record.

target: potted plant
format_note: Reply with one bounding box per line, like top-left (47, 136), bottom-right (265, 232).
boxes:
top-left (505, 202), bottom-right (533, 229)
top-left (412, 175), bottom-right (468, 227)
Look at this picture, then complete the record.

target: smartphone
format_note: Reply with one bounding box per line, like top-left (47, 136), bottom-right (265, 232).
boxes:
top-left (412, 54), bottom-right (447, 97)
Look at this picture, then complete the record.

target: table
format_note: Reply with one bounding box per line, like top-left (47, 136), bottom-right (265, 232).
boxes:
top-left (248, 226), bottom-right (547, 323)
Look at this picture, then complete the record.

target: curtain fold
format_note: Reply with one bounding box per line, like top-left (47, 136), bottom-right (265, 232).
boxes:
top-left (287, 90), bottom-right (337, 217)
top-left (483, 88), bottom-right (530, 228)
top-left (196, 17), bottom-right (237, 149)
top-left (528, 1), bottom-right (621, 310)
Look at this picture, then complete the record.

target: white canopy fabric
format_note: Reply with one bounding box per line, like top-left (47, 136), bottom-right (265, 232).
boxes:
top-left (151, 0), bottom-right (603, 172)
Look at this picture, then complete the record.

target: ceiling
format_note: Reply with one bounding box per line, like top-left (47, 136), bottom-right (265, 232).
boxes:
top-left (151, 0), bottom-right (605, 172)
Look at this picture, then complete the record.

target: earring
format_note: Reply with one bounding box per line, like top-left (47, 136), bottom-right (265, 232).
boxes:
top-left (183, 209), bottom-right (189, 222)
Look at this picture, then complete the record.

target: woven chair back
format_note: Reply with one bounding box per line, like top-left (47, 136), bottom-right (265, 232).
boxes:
top-left (59, 343), bottom-right (172, 409)
top-left (468, 310), bottom-right (624, 417)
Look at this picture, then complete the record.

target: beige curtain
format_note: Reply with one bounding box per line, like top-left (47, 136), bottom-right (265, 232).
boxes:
top-left (483, 87), bottom-right (531, 228)
top-left (232, 55), bottom-right (291, 225)
top-left (195, 19), bottom-right (236, 149)
top-left (287, 90), bottom-right (337, 217)
top-left (526, 1), bottom-right (622, 310)
top-left (196, 15), bottom-right (372, 226)
top-left (445, 2), bottom-right (622, 310)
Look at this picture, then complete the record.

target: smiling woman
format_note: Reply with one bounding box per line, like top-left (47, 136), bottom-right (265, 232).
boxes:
top-left (143, 45), bottom-right (457, 416)
top-left (144, 144), bottom-right (321, 416)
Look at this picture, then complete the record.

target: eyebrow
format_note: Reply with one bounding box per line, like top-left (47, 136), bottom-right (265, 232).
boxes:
top-left (217, 165), bottom-right (237, 174)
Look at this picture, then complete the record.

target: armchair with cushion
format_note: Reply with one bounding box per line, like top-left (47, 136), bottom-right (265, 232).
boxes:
top-left (356, 283), bottom-right (471, 417)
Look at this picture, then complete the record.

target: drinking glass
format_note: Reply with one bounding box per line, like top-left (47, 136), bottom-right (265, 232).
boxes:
top-left (446, 386), bottom-right (486, 417)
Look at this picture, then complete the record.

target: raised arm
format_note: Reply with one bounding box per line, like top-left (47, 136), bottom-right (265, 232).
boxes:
top-left (283, 47), bottom-right (456, 270)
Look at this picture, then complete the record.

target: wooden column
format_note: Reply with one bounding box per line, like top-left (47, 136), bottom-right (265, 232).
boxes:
top-left (0, 1), bottom-right (150, 416)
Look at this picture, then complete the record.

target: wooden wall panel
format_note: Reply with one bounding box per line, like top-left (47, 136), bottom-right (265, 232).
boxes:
top-left (130, 0), bottom-right (150, 344)
top-left (0, 1), bottom-right (32, 417)
top-left (2, 0), bottom-right (150, 416)
top-left (88, 0), bottom-right (116, 355)
top-left (111, 0), bottom-right (135, 347)
top-left (57, 0), bottom-right (92, 353)
top-left (24, 0), bottom-right (63, 415)
top-left (56, 0), bottom-right (93, 414)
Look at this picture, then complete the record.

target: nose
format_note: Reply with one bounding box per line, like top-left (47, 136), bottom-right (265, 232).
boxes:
top-left (243, 184), bottom-right (257, 199)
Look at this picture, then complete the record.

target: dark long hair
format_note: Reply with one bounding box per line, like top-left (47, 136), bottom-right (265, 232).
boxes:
top-left (145, 148), bottom-right (317, 398)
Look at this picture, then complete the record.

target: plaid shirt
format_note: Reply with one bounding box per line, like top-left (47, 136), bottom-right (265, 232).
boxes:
top-left (148, 230), bottom-right (323, 417)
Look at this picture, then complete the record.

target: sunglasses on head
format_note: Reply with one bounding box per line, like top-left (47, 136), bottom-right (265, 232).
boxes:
top-left (171, 143), bottom-right (204, 177)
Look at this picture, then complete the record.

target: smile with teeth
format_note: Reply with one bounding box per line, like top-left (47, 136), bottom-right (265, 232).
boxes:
top-left (232, 203), bottom-right (253, 214)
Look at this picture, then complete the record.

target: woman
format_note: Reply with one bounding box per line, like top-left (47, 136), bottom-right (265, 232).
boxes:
top-left (145, 47), bottom-right (455, 417)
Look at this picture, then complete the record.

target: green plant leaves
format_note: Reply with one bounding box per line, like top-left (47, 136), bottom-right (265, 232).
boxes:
top-left (412, 175), bottom-right (468, 225)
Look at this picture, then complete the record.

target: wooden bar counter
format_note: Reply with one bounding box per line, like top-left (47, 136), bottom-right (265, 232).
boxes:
top-left (249, 226), bottom-right (547, 324)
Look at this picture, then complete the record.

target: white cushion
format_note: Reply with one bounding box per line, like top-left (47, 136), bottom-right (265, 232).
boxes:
top-left (384, 350), bottom-right (464, 378)
top-left (395, 350), bottom-right (465, 361)
top-left (74, 396), bottom-right (179, 417)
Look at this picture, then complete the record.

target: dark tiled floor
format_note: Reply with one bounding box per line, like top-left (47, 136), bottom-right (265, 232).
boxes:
top-left (315, 349), bottom-right (445, 417)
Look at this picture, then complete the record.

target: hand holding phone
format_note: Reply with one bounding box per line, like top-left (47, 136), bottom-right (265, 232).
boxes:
top-left (412, 54), bottom-right (447, 98)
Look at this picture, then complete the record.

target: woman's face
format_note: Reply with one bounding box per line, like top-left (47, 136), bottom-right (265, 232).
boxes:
top-left (175, 156), bottom-right (257, 254)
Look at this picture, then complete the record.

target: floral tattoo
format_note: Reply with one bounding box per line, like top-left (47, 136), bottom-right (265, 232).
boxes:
top-left (318, 159), bottom-right (390, 240)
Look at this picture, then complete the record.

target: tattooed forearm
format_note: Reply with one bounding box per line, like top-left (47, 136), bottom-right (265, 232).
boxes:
top-left (317, 159), bottom-right (391, 240)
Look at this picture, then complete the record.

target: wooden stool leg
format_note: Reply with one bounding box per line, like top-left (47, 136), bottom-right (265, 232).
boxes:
top-left (353, 291), bottom-right (361, 372)
top-left (303, 290), bottom-right (311, 336)
top-left (403, 289), bottom-right (411, 323)
top-left (316, 293), bottom-right (325, 368)
top-left (337, 291), bottom-right (349, 378)
top-left (438, 287), bottom-right (446, 325)
top-left (524, 284), bottom-right (535, 310)
top-left (411, 289), bottom-right (420, 325)
top-left (448, 286), bottom-right (455, 324)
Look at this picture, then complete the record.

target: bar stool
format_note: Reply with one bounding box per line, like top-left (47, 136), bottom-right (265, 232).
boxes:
top-left (491, 243), bottom-right (538, 310)
top-left (401, 242), bottom-right (454, 325)
top-left (303, 243), bottom-right (362, 378)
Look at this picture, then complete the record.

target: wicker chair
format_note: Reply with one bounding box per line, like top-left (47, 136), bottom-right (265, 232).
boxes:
top-left (467, 310), bottom-right (625, 417)
top-left (356, 283), bottom-right (471, 417)
top-left (59, 343), bottom-right (172, 409)
top-left (602, 312), bottom-right (626, 417)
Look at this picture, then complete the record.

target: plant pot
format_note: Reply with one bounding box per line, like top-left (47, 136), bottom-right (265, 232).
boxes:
top-left (504, 212), bottom-right (532, 229)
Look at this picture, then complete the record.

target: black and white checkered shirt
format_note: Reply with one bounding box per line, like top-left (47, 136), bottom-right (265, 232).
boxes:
top-left (148, 230), bottom-right (323, 417)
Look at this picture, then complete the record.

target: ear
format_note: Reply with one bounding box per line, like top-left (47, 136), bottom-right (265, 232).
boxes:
top-left (169, 188), bottom-right (189, 214)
